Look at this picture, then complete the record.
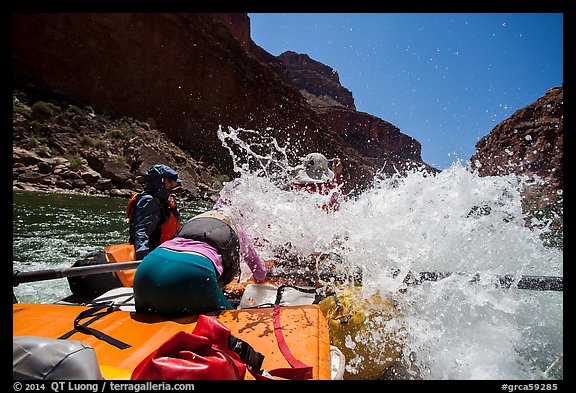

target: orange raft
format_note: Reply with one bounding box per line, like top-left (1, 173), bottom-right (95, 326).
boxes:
top-left (13, 302), bottom-right (332, 380)
top-left (104, 243), bottom-right (136, 287)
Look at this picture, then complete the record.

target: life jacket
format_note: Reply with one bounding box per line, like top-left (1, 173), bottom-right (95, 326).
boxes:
top-left (291, 180), bottom-right (344, 212)
top-left (126, 193), bottom-right (181, 249)
top-left (177, 210), bottom-right (240, 287)
top-left (159, 200), bottom-right (180, 244)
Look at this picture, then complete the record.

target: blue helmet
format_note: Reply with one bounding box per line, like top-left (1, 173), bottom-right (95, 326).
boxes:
top-left (145, 164), bottom-right (182, 198)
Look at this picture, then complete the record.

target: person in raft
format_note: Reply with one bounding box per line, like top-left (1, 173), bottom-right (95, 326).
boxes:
top-left (133, 201), bottom-right (267, 316)
top-left (290, 152), bottom-right (346, 212)
top-left (127, 164), bottom-right (182, 260)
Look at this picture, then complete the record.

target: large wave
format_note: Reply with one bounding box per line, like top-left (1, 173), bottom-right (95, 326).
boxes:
top-left (217, 126), bottom-right (563, 380)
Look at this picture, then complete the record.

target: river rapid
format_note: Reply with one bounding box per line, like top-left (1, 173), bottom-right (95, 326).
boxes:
top-left (216, 126), bottom-right (563, 380)
top-left (13, 126), bottom-right (562, 380)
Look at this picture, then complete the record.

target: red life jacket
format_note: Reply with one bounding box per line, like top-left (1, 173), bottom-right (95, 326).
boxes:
top-left (159, 199), bottom-right (180, 243)
top-left (291, 177), bottom-right (345, 212)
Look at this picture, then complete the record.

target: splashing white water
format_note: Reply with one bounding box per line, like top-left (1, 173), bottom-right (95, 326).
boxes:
top-left (217, 126), bottom-right (563, 380)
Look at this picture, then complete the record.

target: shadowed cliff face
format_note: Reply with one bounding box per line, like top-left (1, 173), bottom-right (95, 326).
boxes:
top-left (13, 13), bottom-right (313, 156)
top-left (13, 13), bottom-right (376, 192)
top-left (14, 13), bottom-right (442, 195)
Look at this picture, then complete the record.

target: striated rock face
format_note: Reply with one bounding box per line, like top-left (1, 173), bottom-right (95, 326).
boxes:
top-left (277, 51), bottom-right (356, 109)
top-left (314, 106), bottom-right (438, 175)
top-left (13, 13), bottom-right (438, 196)
top-left (470, 86), bottom-right (563, 232)
top-left (13, 13), bottom-right (373, 190)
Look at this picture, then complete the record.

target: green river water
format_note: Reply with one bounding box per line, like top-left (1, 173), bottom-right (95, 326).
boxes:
top-left (12, 190), bottom-right (211, 303)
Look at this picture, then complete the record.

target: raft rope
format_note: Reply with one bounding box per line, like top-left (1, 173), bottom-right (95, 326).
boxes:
top-left (227, 284), bottom-right (317, 379)
top-left (58, 299), bottom-right (133, 350)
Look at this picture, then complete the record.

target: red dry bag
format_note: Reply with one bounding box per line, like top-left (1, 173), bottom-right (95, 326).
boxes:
top-left (131, 315), bottom-right (250, 380)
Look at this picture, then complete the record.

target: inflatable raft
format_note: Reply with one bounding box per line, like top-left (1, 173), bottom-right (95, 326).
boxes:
top-left (13, 290), bottom-right (335, 380)
top-left (13, 243), bottom-right (347, 380)
top-left (14, 243), bottom-right (413, 380)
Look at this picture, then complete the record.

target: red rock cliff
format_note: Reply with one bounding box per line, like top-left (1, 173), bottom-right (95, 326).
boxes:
top-left (13, 14), bottom-right (366, 179)
top-left (269, 51), bottom-right (435, 173)
top-left (470, 86), bottom-right (563, 230)
top-left (13, 13), bottom-right (440, 194)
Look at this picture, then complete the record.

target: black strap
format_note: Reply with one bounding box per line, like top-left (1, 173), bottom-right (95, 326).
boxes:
top-left (218, 349), bottom-right (243, 380)
top-left (228, 335), bottom-right (265, 373)
top-left (58, 303), bottom-right (131, 349)
top-left (212, 305), bottom-right (228, 318)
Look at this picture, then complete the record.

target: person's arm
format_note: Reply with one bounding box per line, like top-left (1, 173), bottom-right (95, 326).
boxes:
top-left (236, 225), bottom-right (267, 281)
top-left (324, 158), bottom-right (346, 212)
top-left (332, 157), bottom-right (343, 181)
top-left (131, 195), bottom-right (162, 260)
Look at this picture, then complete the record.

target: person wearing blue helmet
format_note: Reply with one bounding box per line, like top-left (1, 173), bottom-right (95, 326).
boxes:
top-left (126, 164), bottom-right (182, 260)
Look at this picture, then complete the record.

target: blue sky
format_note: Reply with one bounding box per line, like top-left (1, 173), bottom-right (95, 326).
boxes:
top-left (248, 13), bottom-right (563, 170)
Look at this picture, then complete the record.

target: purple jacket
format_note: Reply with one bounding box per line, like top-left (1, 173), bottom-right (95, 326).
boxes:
top-left (159, 225), bottom-right (267, 281)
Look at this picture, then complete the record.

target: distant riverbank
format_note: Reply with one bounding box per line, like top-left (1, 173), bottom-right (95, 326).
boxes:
top-left (13, 86), bottom-right (226, 203)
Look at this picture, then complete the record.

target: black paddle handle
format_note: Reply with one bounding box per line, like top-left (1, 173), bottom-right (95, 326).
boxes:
top-left (13, 262), bottom-right (562, 292)
top-left (13, 261), bottom-right (141, 286)
top-left (406, 271), bottom-right (563, 291)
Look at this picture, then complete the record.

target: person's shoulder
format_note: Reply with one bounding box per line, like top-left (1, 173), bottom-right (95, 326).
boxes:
top-left (137, 193), bottom-right (159, 207)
